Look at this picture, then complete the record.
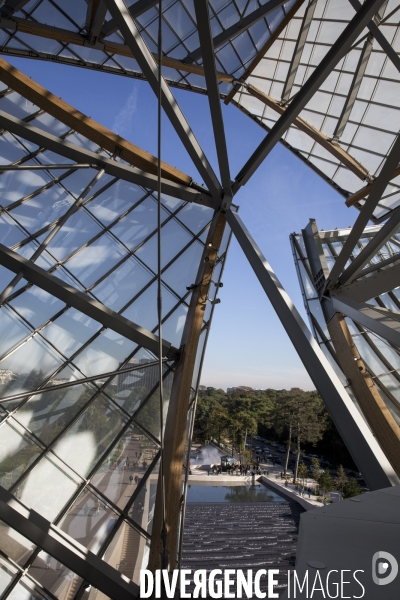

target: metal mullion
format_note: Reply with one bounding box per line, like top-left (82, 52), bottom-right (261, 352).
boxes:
top-left (0, 359), bottom-right (164, 404)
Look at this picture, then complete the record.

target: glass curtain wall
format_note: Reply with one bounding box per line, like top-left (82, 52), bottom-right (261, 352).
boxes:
top-left (0, 83), bottom-right (231, 599)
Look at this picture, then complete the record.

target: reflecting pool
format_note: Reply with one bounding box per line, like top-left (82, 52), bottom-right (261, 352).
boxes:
top-left (186, 483), bottom-right (286, 503)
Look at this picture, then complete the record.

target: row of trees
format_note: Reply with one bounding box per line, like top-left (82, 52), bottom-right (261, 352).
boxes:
top-left (298, 460), bottom-right (361, 499)
top-left (194, 386), bottom-right (357, 474)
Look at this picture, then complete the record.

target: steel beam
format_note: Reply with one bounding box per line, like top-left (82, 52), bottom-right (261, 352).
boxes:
top-left (87, 0), bottom-right (108, 45)
top-left (0, 486), bottom-right (139, 600)
top-left (331, 293), bottom-right (400, 348)
top-left (0, 243), bottom-right (178, 359)
top-left (0, 110), bottom-right (214, 207)
top-left (226, 208), bottom-right (398, 490)
top-left (0, 163), bottom-right (95, 170)
top-left (245, 83), bottom-right (370, 180)
top-left (349, 0), bottom-right (400, 75)
top-left (104, 0), bottom-right (223, 200)
top-left (281, 0), bottom-right (317, 103)
top-left (100, 0), bottom-right (159, 38)
top-left (339, 260), bottom-right (400, 302)
top-left (233, 0), bottom-right (387, 191)
top-left (328, 133), bottom-right (400, 288)
top-left (187, 0), bottom-right (287, 63)
top-left (333, 35), bottom-right (374, 139)
top-left (346, 165), bottom-right (400, 206)
top-left (337, 205), bottom-right (400, 286)
top-left (194, 0), bottom-right (232, 209)
top-left (0, 0), bottom-right (30, 17)
top-left (0, 57), bottom-right (192, 187)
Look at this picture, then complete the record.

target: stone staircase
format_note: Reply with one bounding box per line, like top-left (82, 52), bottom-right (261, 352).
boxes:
top-left (118, 523), bottom-right (142, 579)
top-left (182, 501), bottom-right (303, 597)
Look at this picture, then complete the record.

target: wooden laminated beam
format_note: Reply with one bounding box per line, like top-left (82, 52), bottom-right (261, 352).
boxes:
top-left (328, 312), bottom-right (400, 477)
top-left (0, 17), bottom-right (234, 83)
top-left (148, 211), bottom-right (226, 572)
top-left (0, 57), bottom-right (193, 186)
top-left (346, 164), bottom-right (400, 206)
top-left (224, 0), bottom-right (307, 105)
top-left (244, 83), bottom-right (370, 181)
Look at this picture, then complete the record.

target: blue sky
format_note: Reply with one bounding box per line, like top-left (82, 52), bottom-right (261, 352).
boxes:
top-left (7, 58), bottom-right (359, 390)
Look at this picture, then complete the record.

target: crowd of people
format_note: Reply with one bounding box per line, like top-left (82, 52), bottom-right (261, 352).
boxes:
top-left (208, 464), bottom-right (267, 477)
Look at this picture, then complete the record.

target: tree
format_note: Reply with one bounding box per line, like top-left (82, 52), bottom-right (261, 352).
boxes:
top-left (343, 477), bottom-right (361, 499)
top-left (298, 462), bottom-right (308, 489)
top-left (335, 465), bottom-right (348, 498)
top-left (319, 469), bottom-right (335, 499)
top-left (310, 457), bottom-right (322, 486)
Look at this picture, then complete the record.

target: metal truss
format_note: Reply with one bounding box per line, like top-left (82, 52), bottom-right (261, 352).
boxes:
top-left (0, 0), bottom-right (399, 596)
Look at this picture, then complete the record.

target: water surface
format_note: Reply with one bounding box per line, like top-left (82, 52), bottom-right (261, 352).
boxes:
top-left (186, 483), bottom-right (286, 503)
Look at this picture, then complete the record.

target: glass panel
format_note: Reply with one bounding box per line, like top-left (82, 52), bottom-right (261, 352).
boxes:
top-left (121, 281), bottom-right (177, 332)
top-left (0, 520), bottom-right (34, 567)
top-left (41, 308), bottom-right (102, 358)
top-left (28, 552), bottom-right (83, 600)
top-left (86, 180), bottom-right (147, 225)
top-left (110, 196), bottom-right (169, 250)
top-left (157, 302), bottom-right (188, 348)
top-left (91, 257), bottom-right (152, 312)
top-left (103, 521), bottom-right (150, 586)
top-left (0, 334), bottom-right (65, 398)
top-left (9, 287), bottom-right (65, 329)
top-left (6, 576), bottom-right (55, 600)
top-left (9, 186), bottom-right (75, 234)
top-left (14, 453), bottom-right (82, 522)
top-left (104, 360), bottom-right (162, 415)
top-left (128, 473), bottom-right (159, 535)
top-left (53, 395), bottom-right (126, 479)
top-left (0, 555), bottom-right (17, 596)
top-left (162, 240), bottom-right (203, 298)
top-left (91, 426), bottom-right (159, 510)
top-left (45, 209), bottom-right (103, 261)
top-left (0, 306), bottom-right (31, 359)
top-left (135, 219), bottom-right (193, 272)
top-left (14, 383), bottom-right (97, 446)
top-left (72, 329), bottom-right (137, 378)
top-left (0, 419), bottom-right (42, 490)
top-left (63, 233), bottom-right (127, 288)
top-left (57, 488), bottom-right (119, 553)
top-left (133, 371), bottom-right (173, 440)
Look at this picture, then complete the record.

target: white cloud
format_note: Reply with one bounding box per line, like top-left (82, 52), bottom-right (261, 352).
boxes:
top-left (113, 86), bottom-right (138, 136)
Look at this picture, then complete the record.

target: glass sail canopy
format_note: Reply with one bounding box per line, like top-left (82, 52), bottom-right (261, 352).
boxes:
top-left (0, 0), bottom-right (398, 597)
top-left (292, 223), bottom-right (400, 460)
